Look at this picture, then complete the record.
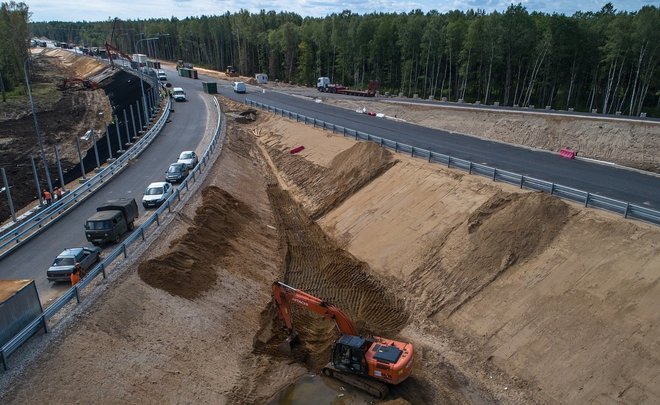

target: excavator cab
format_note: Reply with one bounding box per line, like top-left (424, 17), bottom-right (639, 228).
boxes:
top-left (333, 335), bottom-right (369, 375)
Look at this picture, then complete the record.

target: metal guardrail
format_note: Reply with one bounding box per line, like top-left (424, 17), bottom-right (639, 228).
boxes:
top-left (245, 99), bottom-right (660, 226)
top-left (0, 92), bottom-right (170, 260)
top-left (0, 97), bottom-right (223, 371)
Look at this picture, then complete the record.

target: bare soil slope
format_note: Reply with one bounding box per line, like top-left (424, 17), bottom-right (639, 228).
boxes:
top-left (0, 49), bottom-right (112, 221)
top-left (2, 99), bottom-right (658, 405)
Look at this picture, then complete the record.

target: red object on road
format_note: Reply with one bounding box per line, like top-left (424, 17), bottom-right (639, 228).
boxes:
top-left (290, 146), bottom-right (305, 154)
top-left (559, 148), bottom-right (576, 159)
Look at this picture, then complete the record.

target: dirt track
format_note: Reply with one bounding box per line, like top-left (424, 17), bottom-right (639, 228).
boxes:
top-left (1, 93), bottom-right (659, 404)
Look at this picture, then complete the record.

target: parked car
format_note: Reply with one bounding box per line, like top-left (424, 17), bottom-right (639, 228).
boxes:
top-left (142, 181), bottom-right (173, 208)
top-left (233, 81), bottom-right (246, 93)
top-left (165, 162), bottom-right (189, 183)
top-left (177, 151), bottom-right (198, 169)
top-left (47, 247), bottom-right (101, 282)
top-left (157, 70), bottom-right (167, 81)
top-left (171, 87), bottom-right (186, 102)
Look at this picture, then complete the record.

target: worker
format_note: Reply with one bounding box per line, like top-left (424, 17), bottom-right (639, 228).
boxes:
top-left (70, 266), bottom-right (81, 286)
top-left (55, 186), bottom-right (63, 200)
top-left (42, 189), bottom-right (52, 206)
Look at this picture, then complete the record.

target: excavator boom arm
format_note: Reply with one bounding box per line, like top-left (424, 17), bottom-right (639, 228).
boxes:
top-left (272, 281), bottom-right (359, 336)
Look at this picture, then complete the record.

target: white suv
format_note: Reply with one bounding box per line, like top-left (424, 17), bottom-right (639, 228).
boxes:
top-left (157, 70), bottom-right (167, 81)
top-left (171, 87), bottom-right (186, 102)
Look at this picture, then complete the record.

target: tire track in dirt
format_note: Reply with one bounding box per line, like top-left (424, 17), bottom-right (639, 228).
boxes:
top-left (260, 184), bottom-right (409, 370)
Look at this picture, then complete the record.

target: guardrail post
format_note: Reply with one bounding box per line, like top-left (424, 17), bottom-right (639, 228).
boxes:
top-left (492, 168), bottom-right (497, 180)
top-left (313, 118), bottom-right (316, 128)
top-left (624, 203), bottom-right (630, 218)
top-left (122, 244), bottom-right (127, 259)
top-left (584, 192), bottom-right (590, 207)
top-left (550, 183), bottom-right (555, 195)
top-left (74, 286), bottom-right (81, 303)
top-left (355, 131), bottom-right (358, 140)
top-left (1, 350), bottom-right (8, 371)
top-left (411, 147), bottom-right (414, 157)
top-left (428, 152), bottom-right (432, 162)
top-left (101, 262), bottom-right (107, 278)
top-left (140, 227), bottom-right (145, 241)
top-left (448, 157), bottom-right (452, 168)
top-left (520, 176), bottom-right (524, 188)
top-left (343, 127), bottom-right (346, 137)
top-left (332, 124), bottom-right (335, 133)
top-left (469, 162), bottom-right (472, 174)
top-left (41, 315), bottom-right (49, 333)
top-left (156, 212), bottom-right (160, 225)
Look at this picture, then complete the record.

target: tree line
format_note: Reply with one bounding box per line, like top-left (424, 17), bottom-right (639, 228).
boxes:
top-left (30, 3), bottom-right (660, 116)
top-left (0, 1), bottom-right (29, 99)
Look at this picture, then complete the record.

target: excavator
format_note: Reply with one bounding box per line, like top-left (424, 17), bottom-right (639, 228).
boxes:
top-left (271, 281), bottom-right (414, 398)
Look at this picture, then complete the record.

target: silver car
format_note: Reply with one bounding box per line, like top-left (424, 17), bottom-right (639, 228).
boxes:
top-left (177, 151), bottom-right (198, 169)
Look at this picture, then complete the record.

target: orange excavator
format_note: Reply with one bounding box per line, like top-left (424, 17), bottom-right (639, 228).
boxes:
top-left (271, 281), bottom-right (414, 398)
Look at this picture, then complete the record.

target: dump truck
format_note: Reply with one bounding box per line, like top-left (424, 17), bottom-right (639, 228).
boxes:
top-left (317, 77), bottom-right (379, 97)
top-left (271, 281), bottom-right (414, 398)
top-left (84, 198), bottom-right (138, 245)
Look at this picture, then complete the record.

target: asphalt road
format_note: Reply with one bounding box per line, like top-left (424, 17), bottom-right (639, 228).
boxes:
top-left (0, 65), bottom-right (210, 303)
top-left (207, 74), bottom-right (660, 210)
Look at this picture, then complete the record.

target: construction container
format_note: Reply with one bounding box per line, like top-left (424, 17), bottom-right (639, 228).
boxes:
top-left (0, 280), bottom-right (42, 348)
top-left (202, 82), bottom-right (217, 94)
top-left (255, 73), bottom-right (268, 84)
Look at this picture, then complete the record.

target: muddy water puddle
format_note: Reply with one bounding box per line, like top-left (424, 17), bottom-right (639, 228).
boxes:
top-left (266, 374), bottom-right (374, 405)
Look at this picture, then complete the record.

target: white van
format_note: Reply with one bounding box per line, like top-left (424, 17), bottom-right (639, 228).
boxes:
top-left (171, 87), bottom-right (186, 102)
top-left (233, 81), bottom-right (246, 94)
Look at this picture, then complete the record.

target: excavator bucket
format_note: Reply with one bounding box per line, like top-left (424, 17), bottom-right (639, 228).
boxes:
top-left (278, 330), bottom-right (299, 355)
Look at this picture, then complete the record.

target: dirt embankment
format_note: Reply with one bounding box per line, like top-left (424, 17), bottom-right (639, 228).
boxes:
top-left (2, 98), bottom-right (658, 405)
top-left (323, 98), bottom-right (660, 173)
top-left (0, 49), bottom-right (112, 222)
top-left (261, 114), bottom-right (660, 404)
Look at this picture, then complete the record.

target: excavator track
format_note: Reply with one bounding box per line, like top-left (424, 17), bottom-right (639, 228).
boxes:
top-left (322, 364), bottom-right (389, 399)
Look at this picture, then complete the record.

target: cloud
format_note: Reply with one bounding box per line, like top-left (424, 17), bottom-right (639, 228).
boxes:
top-left (27, 0), bottom-right (652, 22)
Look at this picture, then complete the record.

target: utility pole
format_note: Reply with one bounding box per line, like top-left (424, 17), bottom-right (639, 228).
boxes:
top-left (24, 57), bottom-right (54, 196)
top-left (0, 71), bottom-right (6, 102)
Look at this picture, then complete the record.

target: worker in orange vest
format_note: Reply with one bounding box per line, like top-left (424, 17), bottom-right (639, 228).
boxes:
top-left (70, 266), bottom-right (81, 286)
top-left (42, 189), bottom-right (52, 205)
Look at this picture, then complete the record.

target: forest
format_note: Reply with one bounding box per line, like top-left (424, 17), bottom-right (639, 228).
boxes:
top-left (0, 1), bottom-right (29, 98)
top-left (25, 3), bottom-right (660, 116)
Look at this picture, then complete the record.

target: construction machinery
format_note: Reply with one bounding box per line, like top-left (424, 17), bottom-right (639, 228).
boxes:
top-left (271, 281), bottom-right (414, 398)
top-left (59, 78), bottom-right (99, 90)
top-left (105, 43), bottom-right (133, 69)
top-left (317, 77), bottom-right (379, 97)
top-left (226, 66), bottom-right (238, 77)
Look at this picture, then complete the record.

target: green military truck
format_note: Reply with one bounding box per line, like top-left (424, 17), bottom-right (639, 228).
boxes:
top-left (84, 198), bottom-right (139, 245)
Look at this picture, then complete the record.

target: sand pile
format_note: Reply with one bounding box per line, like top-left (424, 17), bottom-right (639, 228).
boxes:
top-left (138, 186), bottom-right (254, 299)
top-left (407, 192), bottom-right (571, 319)
top-left (266, 140), bottom-right (397, 218)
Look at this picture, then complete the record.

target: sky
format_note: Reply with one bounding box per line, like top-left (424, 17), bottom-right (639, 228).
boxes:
top-left (26, 0), bottom-right (656, 22)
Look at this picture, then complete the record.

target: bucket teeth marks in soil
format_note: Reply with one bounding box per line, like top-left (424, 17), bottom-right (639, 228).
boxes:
top-left (138, 186), bottom-right (254, 299)
top-left (263, 184), bottom-right (409, 370)
top-left (406, 192), bottom-right (571, 319)
top-left (264, 137), bottom-right (398, 219)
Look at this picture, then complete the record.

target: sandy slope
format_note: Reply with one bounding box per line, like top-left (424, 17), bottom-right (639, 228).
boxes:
top-left (1, 97), bottom-right (658, 405)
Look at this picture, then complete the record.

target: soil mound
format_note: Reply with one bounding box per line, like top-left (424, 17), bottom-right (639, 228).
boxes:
top-left (266, 139), bottom-right (397, 218)
top-left (407, 192), bottom-right (571, 319)
top-left (256, 185), bottom-right (409, 369)
top-left (138, 186), bottom-right (253, 299)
